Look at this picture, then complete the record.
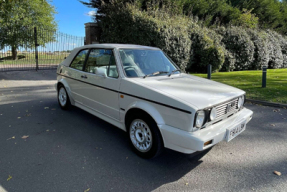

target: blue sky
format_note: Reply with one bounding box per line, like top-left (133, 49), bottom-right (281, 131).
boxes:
top-left (51, 0), bottom-right (95, 37)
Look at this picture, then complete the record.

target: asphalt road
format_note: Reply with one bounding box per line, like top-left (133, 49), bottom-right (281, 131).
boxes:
top-left (0, 70), bottom-right (286, 192)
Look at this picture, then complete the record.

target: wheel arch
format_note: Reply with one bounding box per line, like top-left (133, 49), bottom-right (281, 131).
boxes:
top-left (124, 102), bottom-right (165, 129)
top-left (124, 102), bottom-right (166, 147)
top-left (56, 79), bottom-right (75, 105)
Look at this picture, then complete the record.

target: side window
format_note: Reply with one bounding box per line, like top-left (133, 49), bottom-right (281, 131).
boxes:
top-left (107, 54), bottom-right (118, 78)
top-left (84, 49), bottom-right (118, 78)
top-left (70, 49), bottom-right (89, 71)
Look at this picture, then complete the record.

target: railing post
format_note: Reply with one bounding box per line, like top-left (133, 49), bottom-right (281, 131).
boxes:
top-left (34, 27), bottom-right (39, 71)
top-left (207, 64), bottom-right (212, 79)
top-left (262, 66), bottom-right (267, 88)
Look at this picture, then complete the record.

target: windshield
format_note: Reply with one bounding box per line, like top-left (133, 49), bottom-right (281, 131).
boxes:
top-left (119, 49), bottom-right (180, 78)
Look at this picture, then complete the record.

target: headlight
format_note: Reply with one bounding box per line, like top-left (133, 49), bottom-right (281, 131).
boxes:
top-left (210, 107), bottom-right (217, 121)
top-left (195, 110), bottom-right (206, 128)
top-left (238, 97), bottom-right (243, 109)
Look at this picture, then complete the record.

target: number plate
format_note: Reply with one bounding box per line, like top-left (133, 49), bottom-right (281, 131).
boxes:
top-left (226, 121), bottom-right (246, 142)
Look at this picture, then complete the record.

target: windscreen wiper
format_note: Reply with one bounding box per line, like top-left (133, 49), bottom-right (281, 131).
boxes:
top-left (143, 71), bottom-right (169, 78)
top-left (168, 69), bottom-right (181, 77)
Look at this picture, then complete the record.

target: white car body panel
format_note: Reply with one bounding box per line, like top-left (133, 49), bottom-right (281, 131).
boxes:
top-left (65, 67), bottom-right (85, 103)
top-left (75, 102), bottom-right (124, 130)
top-left (131, 73), bottom-right (245, 110)
top-left (159, 108), bottom-right (253, 153)
top-left (78, 71), bottom-right (121, 121)
top-left (119, 78), bottom-right (195, 131)
top-left (122, 101), bottom-right (165, 126)
top-left (56, 43), bottom-right (253, 154)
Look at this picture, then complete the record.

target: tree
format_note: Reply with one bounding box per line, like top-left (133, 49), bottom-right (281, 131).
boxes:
top-left (80, 0), bottom-right (241, 26)
top-left (229, 0), bottom-right (286, 33)
top-left (81, 0), bottom-right (287, 34)
top-left (0, 0), bottom-right (57, 60)
top-left (80, 0), bottom-right (151, 21)
top-left (232, 9), bottom-right (258, 29)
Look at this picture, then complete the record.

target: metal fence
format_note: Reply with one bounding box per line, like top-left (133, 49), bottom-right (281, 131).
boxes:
top-left (0, 27), bottom-right (84, 72)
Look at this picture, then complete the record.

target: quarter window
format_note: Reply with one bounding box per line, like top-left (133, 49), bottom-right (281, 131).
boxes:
top-left (70, 49), bottom-right (89, 71)
top-left (84, 49), bottom-right (118, 78)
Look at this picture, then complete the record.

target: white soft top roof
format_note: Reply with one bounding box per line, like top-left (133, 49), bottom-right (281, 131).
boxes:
top-left (62, 44), bottom-right (161, 66)
top-left (75, 43), bottom-right (160, 50)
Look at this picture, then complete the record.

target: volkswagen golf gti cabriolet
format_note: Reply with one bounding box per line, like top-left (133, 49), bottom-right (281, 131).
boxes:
top-left (56, 44), bottom-right (253, 159)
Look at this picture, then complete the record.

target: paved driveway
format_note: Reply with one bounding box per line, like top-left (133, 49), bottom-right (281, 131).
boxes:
top-left (0, 70), bottom-right (286, 192)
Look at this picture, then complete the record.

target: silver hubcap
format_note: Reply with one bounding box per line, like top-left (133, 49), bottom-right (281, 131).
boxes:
top-left (130, 119), bottom-right (152, 152)
top-left (59, 87), bottom-right (67, 106)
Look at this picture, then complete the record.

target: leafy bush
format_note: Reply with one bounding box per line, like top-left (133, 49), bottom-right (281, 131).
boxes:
top-left (268, 31), bottom-right (287, 68)
top-left (265, 30), bottom-right (283, 69)
top-left (246, 29), bottom-right (268, 69)
top-left (97, 1), bottom-right (287, 72)
top-left (100, 2), bottom-right (227, 72)
top-left (188, 27), bottom-right (225, 72)
top-left (100, 3), bottom-right (192, 71)
top-left (217, 27), bottom-right (255, 71)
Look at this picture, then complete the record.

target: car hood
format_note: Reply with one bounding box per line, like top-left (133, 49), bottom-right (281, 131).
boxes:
top-left (132, 74), bottom-right (245, 110)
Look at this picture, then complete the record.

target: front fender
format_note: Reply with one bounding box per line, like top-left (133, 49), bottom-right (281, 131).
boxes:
top-left (124, 101), bottom-right (165, 125)
top-left (56, 78), bottom-right (75, 105)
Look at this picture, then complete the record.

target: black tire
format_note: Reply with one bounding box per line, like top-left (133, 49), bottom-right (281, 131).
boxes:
top-left (127, 112), bottom-right (163, 159)
top-left (57, 84), bottom-right (71, 110)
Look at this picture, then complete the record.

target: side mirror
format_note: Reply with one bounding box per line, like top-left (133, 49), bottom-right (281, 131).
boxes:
top-left (94, 68), bottom-right (107, 78)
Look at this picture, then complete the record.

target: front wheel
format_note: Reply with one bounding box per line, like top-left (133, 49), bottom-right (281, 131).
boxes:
top-left (127, 113), bottom-right (163, 159)
top-left (58, 85), bottom-right (71, 110)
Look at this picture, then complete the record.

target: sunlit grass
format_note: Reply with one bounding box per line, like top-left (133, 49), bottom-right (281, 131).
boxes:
top-left (191, 69), bottom-right (287, 104)
top-left (0, 53), bottom-right (68, 65)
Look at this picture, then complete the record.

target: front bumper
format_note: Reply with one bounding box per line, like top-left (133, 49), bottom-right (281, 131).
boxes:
top-left (158, 108), bottom-right (253, 154)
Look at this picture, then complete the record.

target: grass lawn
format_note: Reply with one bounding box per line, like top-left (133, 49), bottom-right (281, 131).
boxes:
top-left (191, 69), bottom-right (287, 104)
top-left (0, 53), bottom-right (68, 65)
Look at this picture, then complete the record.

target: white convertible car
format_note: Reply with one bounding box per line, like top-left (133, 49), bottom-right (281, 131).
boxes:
top-left (56, 44), bottom-right (253, 158)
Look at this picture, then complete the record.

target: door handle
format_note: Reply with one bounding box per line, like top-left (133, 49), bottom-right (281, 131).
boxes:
top-left (81, 75), bottom-right (87, 79)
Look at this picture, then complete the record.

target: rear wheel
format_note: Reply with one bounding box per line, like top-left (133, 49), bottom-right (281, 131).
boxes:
top-left (58, 85), bottom-right (71, 110)
top-left (127, 113), bottom-right (163, 159)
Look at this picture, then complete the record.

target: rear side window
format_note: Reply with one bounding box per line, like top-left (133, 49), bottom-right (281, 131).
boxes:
top-left (70, 49), bottom-right (89, 70)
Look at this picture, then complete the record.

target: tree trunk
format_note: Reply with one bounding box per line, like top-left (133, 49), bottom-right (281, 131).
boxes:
top-left (12, 46), bottom-right (17, 60)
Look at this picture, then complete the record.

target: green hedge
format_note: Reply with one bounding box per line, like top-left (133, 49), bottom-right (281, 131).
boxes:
top-left (99, 2), bottom-right (287, 72)
top-left (246, 29), bottom-right (268, 70)
top-left (188, 27), bottom-right (225, 72)
top-left (100, 3), bottom-right (192, 71)
top-left (217, 27), bottom-right (255, 71)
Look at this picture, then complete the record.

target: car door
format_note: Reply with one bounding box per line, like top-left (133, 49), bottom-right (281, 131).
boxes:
top-left (80, 48), bottom-right (120, 121)
top-left (65, 49), bottom-right (89, 104)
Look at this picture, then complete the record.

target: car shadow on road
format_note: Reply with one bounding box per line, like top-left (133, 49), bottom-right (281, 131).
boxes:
top-left (0, 94), bottom-right (206, 191)
top-left (56, 106), bottom-right (206, 190)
